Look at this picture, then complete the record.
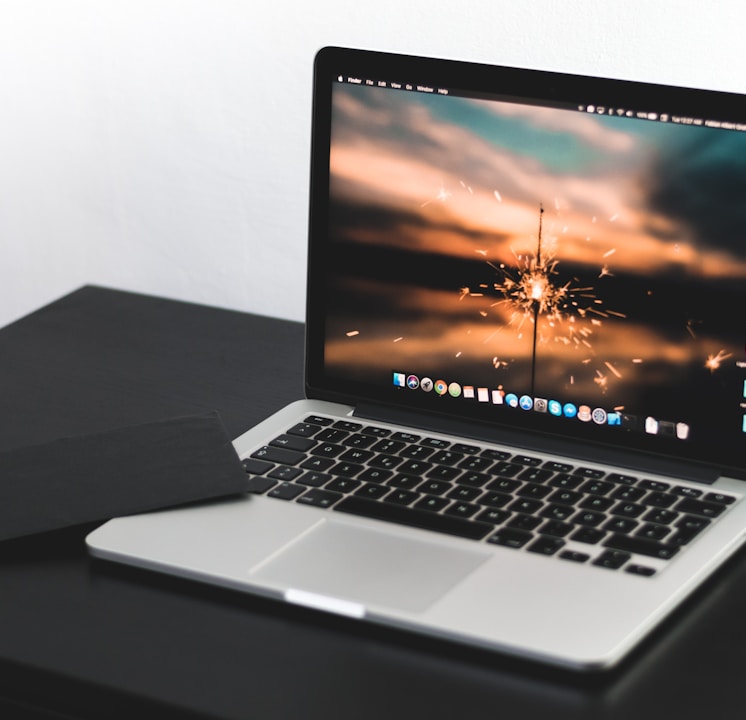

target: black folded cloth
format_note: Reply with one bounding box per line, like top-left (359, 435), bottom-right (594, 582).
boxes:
top-left (0, 412), bottom-right (248, 542)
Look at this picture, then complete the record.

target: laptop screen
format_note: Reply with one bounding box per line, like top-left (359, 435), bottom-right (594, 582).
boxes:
top-left (307, 48), bottom-right (746, 478)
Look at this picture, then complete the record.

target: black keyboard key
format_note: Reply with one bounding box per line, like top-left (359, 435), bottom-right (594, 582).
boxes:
top-left (541, 504), bottom-right (575, 521)
top-left (297, 471), bottom-right (331, 487)
top-left (354, 483), bottom-right (389, 500)
top-left (430, 450), bottom-right (463, 466)
top-left (603, 533), bottom-right (679, 560)
top-left (517, 483), bottom-right (552, 500)
top-left (457, 471), bottom-right (491, 488)
top-left (676, 514), bottom-right (711, 533)
top-left (459, 456), bottom-right (494, 472)
top-left (310, 442), bottom-right (346, 460)
top-left (508, 498), bottom-right (543, 515)
top-left (270, 434), bottom-right (316, 452)
top-left (673, 486), bottom-right (703, 499)
top-left (490, 461), bottom-right (523, 477)
top-left (242, 457), bottom-right (273, 475)
top-left (477, 508), bottom-right (511, 524)
top-left (384, 489), bottom-right (419, 506)
top-left (372, 439), bottom-right (406, 454)
top-left (297, 488), bottom-right (343, 508)
top-left (326, 477), bottom-right (361, 494)
top-left (645, 491), bottom-right (676, 508)
top-left (451, 443), bottom-right (480, 455)
top-left (488, 527), bottom-right (533, 549)
top-left (246, 476), bottom-right (277, 494)
top-left (414, 495), bottom-right (451, 513)
top-left (335, 496), bottom-right (494, 540)
top-left (333, 420), bottom-right (362, 432)
top-left (607, 472), bottom-right (638, 485)
top-left (579, 495), bottom-right (614, 512)
top-left (579, 479), bottom-right (614, 496)
top-left (268, 482), bottom-right (306, 500)
top-left (573, 510), bottom-right (606, 527)
top-left (418, 479), bottom-right (451, 496)
top-left (635, 523), bottom-right (671, 541)
top-left (513, 454), bottom-right (542, 467)
top-left (391, 431), bottom-right (421, 443)
top-left (304, 415), bottom-right (333, 426)
top-left (481, 491), bottom-right (512, 508)
top-left (574, 467), bottom-right (606, 479)
top-left (399, 459), bottom-right (432, 475)
top-left (342, 433), bottom-right (376, 450)
top-left (369, 454), bottom-right (403, 470)
top-left (518, 467), bottom-right (554, 483)
top-left (571, 527), bottom-right (606, 545)
top-left (358, 467), bottom-right (392, 484)
top-left (444, 502), bottom-right (481, 519)
top-left (487, 478), bottom-right (521, 493)
top-left (361, 425), bottom-right (391, 437)
top-left (287, 422), bottom-right (321, 438)
top-left (332, 461), bottom-right (364, 478)
top-left (611, 485), bottom-right (646, 502)
top-left (252, 446), bottom-right (304, 465)
top-left (447, 485), bottom-right (482, 502)
top-left (421, 437), bottom-right (450, 448)
top-left (593, 550), bottom-right (630, 570)
top-left (528, 536), bottom-right (565, 556)
top-left (426, 465), bottom-right (462, 481)
top-left (611, 501), bottom-right (646, 518)
top-left (626, 564), bottom-right (656, 577)
top-left (401, 444), bottom-right (434, 460)
top-left (508, 513), bottom-right (542, 531)
top-left (268, 465), bottom-right (303, 481)
top-left (603, 516), bottom-right (638, 534)
top-left (316, 428), bottom-right (349, 443)
top-left (548, 489), bottom-right (582, 505)
top-left (640, 479), bottom-right (670, 492)
top-left (643, 508), bottom-right (678, 525)
top-left (481, 448), bottom-right (511, 461)
top-left (705, 492), bottom-right (736, 505)
top-left (559, 550), bottom-right (590, 563)
top-left (675, 497), bottom-right (727, 518)
top-left (300, 456), bottom-right (335, 471)
top-left (549, 473), bottom-right (583, 489)
top-left (544, 461), bottom-right (574, 473)
top-left (668, 515), bottom-right (711, 545)
top-left (388, 474), bottom-right (421, 490)
top-left (539, 520), bottom-right (574, 538)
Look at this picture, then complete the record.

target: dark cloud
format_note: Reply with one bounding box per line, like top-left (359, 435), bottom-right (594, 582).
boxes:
top-left (328, 195), bottom-right (510, 271)
top-left (646, 132), bottom-right (746, 260)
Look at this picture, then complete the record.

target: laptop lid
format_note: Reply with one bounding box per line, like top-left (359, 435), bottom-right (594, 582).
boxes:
top-left (305, 47), bottom-right (746, 481)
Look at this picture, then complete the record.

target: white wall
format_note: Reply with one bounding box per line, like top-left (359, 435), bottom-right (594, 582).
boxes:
top-left (1, 0), bottom-right (743, 328)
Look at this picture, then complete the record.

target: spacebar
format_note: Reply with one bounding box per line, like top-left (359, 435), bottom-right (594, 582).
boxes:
top-left (334, 497), bottom-right (493, 540)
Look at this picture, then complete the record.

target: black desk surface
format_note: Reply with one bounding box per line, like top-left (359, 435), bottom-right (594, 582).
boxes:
top-left (1, 286), bottom-right (745, 719)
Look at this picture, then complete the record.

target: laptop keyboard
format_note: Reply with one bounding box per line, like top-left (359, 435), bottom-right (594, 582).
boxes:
top-left (241, 415), bottom-right (737, 577)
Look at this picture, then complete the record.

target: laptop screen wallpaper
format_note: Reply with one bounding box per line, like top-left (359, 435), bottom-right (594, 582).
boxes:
top-left (321, 80), bottom-right (746, 463)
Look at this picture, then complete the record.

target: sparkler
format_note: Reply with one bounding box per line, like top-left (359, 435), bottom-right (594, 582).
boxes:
top-left (466, 203), bottom-right (625, 394)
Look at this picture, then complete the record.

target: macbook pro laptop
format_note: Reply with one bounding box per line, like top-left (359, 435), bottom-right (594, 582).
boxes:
top-left (87, 47), bottom-right (746, 670)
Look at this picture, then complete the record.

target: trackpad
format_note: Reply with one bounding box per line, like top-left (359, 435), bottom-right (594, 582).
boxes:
top-left (250, 519), bottom-right (489, 614)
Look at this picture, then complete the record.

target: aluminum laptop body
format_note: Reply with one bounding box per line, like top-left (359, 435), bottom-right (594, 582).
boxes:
top-left (87, 47), bottom-right (746, 671)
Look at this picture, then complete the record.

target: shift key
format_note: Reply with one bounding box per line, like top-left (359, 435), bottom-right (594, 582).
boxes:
top-left (251, 445), bottom-right (304, 465)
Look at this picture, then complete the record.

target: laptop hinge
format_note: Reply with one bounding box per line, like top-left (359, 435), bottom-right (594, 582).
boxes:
top-left (354, 404), bottom-right (720, 485)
